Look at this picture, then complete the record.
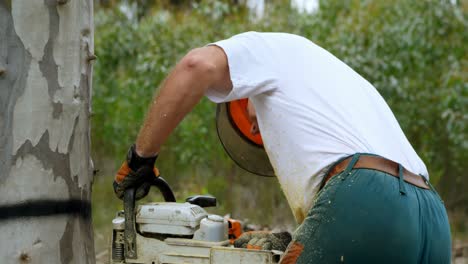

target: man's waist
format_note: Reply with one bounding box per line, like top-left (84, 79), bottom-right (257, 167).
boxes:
top-left (320, 154), bottom-right (431, 190)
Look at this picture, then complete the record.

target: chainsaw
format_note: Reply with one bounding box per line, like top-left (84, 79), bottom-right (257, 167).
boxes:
top-left (109, 176), bottom-right (283, 263)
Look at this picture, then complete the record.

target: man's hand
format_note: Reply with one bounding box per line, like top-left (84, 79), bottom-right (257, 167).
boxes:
top-left (113, 144), bottom-right (159, 200)
top-left (234, 231), bottom-right (292, 252)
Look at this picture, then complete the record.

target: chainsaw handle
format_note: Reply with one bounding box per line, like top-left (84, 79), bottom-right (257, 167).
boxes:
top-left (123, 187), bottom-right (137, 259)
top-left (123, 176), bottom-right (176, 259)
top-left (150, 176), bottom-right (177, 203)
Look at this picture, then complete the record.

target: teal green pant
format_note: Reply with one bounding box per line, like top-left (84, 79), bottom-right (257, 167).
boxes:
top-left (290, 154), bottom-right (451, 264)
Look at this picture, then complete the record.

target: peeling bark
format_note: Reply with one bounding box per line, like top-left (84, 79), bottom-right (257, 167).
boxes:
top-left (0, 0), bottom-right (95, 263)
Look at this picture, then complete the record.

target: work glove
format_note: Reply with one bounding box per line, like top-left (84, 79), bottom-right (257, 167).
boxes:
top-left (234, 231), bottom-right (292, 252)
top-left (113, 144), bottom-right (159, 200)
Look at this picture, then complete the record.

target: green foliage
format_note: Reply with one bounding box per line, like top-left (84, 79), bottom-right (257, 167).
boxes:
top-left (92, 0), bottom-right (467, 217)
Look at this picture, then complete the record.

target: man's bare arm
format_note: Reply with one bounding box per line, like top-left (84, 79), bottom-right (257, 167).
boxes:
top-left (134, 46), bottom-right (232, 157)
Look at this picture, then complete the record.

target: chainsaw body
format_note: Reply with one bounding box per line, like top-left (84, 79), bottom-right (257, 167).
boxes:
top-left (110, 177), bottom-right (282, 264)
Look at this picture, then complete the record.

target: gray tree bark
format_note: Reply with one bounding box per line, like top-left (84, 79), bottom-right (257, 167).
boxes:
top-left (0, 0), bottom-right (95, 263)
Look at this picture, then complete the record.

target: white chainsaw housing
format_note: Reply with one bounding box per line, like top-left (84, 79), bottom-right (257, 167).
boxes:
top-left (110, 201), bottom-right (282, 264)
top-left (136, 202), bottom-right (209, 236)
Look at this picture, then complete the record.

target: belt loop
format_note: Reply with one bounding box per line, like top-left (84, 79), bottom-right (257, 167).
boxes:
top-left (424, 176), bottom-right (443, 202)
top-left (343, 153), bottom-right (361, 176)
top-left (398, 164), bottom-right (407, 195)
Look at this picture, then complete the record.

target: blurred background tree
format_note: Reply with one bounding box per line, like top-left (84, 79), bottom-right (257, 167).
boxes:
top-left (90, 0), bottom-right (467, 255)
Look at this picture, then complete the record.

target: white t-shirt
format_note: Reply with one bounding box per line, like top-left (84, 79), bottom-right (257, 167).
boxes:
top-left (206, 32), bottom-right (428, 223)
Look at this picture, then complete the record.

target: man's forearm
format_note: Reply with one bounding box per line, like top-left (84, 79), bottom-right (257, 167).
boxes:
top-left (135, 56), bottom-right (211, 157)
top-left (134, 46), bottom-right (231, 157)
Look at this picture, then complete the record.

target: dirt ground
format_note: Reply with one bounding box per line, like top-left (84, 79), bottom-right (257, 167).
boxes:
top-left (454, 239), bottom-right (468, 264)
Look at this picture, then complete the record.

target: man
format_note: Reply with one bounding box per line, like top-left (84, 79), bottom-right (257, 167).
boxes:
top-left (113, 32), bottom-right (451, 263)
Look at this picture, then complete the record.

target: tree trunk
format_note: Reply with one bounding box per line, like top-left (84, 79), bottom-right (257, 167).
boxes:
top-left (0, 0), bottom-right (95, 263)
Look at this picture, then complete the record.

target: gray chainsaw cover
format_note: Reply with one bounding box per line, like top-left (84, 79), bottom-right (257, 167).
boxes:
top-left (136, 202), bottom-right (208, 236)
